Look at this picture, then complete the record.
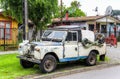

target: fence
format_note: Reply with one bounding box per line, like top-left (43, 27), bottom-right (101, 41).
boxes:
top-left (0, 28), bottom-right (18, 51)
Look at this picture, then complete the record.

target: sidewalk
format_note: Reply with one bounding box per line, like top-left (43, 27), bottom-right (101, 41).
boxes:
top-left (0, 50), bottom-right (18, 55)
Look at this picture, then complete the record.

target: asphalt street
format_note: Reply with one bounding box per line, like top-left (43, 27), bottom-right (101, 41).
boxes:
top-left (54, 65), bottom-right (120, 79)
top-left (106, 45), bottom-right (120, 63)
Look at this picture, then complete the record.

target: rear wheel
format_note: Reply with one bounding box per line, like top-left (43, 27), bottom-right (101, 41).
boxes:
top-left (40, 55), bottom-right (57, 73)
top-left (20, 59), bottom-right (34, 68)
top-left (85, 51), bottom-right (97, 66)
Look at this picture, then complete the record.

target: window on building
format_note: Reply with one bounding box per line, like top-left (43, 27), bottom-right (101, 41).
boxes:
top-left (0, 21), bottom-right (11, 39)
top-left (89, 24), bottom-right (94, 31)
top-left (0, 22), bottom-right (4, 39)
top-left (101, 25), bottom-right (107, 33)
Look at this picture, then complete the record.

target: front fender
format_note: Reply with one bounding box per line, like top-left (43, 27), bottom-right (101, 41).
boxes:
top-left (40, 46), bottom-right (63, 60)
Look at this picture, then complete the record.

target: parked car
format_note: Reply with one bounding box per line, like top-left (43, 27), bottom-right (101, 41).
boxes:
top-left (18, 25), bottom-right (106, 73)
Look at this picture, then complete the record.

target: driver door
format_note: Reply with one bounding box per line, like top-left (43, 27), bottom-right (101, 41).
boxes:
top-left (64, 31), bottom-right (79, 58)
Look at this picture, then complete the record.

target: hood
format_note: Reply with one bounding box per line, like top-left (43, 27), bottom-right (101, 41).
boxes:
top-left (31, 41), bottom-right (62, 46)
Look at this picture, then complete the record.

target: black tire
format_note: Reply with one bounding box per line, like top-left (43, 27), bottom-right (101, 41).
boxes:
top-left (40, 55), bottom-right (57, 73)
top-left (100, 54), bottom-right (106, 61)
top-left (20, 59), bottom-right (34, 68)
top-left (85, 51), bottom-right (97, 66)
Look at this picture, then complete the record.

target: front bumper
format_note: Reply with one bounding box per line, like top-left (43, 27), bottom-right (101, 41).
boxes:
top-left (17, 55), bottom-right (41, 64)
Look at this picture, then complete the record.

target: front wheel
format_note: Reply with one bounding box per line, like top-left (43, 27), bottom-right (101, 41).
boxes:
top-left (20, 59), bottom-right (34, 68)
top-left (40, 55), bottom-right (57, 73)
top-left (85, 51), bottom-right (97, 66)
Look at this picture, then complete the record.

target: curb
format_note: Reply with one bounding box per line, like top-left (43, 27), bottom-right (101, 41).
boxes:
top-left (22, 62), bottom-right (120, 79)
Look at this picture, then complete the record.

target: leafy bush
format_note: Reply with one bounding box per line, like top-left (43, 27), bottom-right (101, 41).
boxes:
top-left (0, 46), bottom-right (4, 51)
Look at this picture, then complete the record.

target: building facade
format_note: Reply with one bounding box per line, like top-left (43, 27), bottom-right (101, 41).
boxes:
top-left (51, 16), bottom-right (120, 37)
top-left (0, 13), bottom-right (18, 45)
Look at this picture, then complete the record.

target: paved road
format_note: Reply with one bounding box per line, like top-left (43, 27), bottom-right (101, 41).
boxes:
top-left (106, 45), bottom-right (120, 63)
top-left (54, 65), bottom-right (120, 79)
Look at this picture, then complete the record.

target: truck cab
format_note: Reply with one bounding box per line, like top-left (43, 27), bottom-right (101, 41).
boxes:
top-left (18, 25), bottom-right (106, 73)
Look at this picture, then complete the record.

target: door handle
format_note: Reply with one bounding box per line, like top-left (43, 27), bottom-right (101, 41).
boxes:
top-left (75, 47), bottom-right (77, 51)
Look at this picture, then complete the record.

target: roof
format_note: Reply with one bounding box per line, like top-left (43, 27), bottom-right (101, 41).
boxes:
top-left (52, 15), bottom-right (120, 23)
top-left (52, 16), bottom-right (105, 22)
top-left (107, 16), bottom-right (120, 23)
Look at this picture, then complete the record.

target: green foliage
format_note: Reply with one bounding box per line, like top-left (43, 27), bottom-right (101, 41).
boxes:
top-left (28, 0), bottom-right (58, 29)
top-left (54, 0), bottom-right (86, 18)
top-left (71, 1), bottom-right (80, 8)
top-left (0, 54), bottom-right (40, 79)
top-left (0, 0), bottom-right (23, 23)
top-left (67, 7), bottom-right (86, 17)
top-left (67, 0), bottom-right (86, 17)
top-left (54, 4), bottom-right (66, 18)
top-left (0, 0), bottom-right (58, 29)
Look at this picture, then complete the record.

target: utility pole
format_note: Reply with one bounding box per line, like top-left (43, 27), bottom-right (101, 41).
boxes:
top-left (22, 0), bottom-right (28, 40)
top-left (60, 0), bottom-right (63, 25)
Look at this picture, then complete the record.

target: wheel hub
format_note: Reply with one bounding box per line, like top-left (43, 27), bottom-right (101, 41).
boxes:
top-left (44, 59), bottom-right (54, 71)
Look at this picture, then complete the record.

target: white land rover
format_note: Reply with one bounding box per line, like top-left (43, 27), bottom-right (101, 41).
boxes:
top-left (18, 25), bottom-right (106, 73)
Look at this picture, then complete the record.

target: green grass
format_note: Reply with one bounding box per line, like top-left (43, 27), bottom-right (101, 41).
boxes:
top-left (0, 54), bottom-right (40, 79)
top-left (97, 55), bottom-right (110, 63)
top-left (104, 56), bottom-right (110, 61)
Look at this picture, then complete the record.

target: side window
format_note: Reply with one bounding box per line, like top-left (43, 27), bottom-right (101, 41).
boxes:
top-left (72, 32), bottom-right (77, 41)
top-left (66, 32), bottom-right (77, 41)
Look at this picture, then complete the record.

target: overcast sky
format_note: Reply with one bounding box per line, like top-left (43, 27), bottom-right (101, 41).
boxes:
top-left (58, 0), bottom-right (120, 16)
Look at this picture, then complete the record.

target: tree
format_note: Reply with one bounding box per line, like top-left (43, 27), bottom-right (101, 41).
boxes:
top-left (0, 0), bottom-right (23, 23)
top-left (54, 3), bottom-right (67, 18)
top-left (28, 0), bottom-right (58, 29)
top-left (0, 0), bottom-right (58, 26)
top-left (71, 0), bottom-right (81, 8)
top-left (54, 0), bottom-right (86, 18)
top-left (0, 0), bottom-right (58, 40)
top-left (67, 0), bottom-right (85, 17)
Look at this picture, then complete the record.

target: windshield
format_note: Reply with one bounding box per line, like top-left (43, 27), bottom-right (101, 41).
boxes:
top-left (42, 30), bottom-right (67, 42)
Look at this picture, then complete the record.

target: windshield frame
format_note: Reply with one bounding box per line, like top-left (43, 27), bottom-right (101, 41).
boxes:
top-left (42, 30), bottom-right (67, 42)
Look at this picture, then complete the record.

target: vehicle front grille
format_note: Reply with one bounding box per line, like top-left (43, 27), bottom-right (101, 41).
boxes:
top-left (30, 44), bottom-right (36, 51)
